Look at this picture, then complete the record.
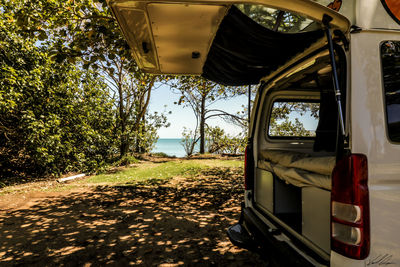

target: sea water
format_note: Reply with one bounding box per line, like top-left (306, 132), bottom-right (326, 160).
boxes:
top-left (152, 138), bottom-right (199, 157)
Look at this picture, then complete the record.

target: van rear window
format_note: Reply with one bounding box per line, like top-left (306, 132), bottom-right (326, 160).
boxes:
top-left (235, 4), bottom-right (317, 33)
top-left (268, 101), bottom-right (319, 138)
top-left (381, 41), bottom-right (400, 142)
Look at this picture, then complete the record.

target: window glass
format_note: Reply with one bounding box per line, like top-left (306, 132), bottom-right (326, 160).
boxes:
top-left (381, 41), bottom-right (400, 142)
top-left (311, 0), bottom-right (332, 5)
top-left (268, 101), bottom-right (320, 138)
top-left (235, 4), bottom-right (318, 33)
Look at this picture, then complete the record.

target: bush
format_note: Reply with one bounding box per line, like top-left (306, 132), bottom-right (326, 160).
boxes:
top-left (205, 126), bottom-right (246, 154)
top-left (152, 152), bottom-right (173, 158)
top-left (0, 25), bottom-right (116, 178)
top-left (181, 127), bottom-right (199, 157)
top-left (113, 155), bottom-right (139, 166)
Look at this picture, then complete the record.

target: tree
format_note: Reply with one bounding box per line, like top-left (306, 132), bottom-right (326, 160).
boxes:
top-left (236, 3), bottom-right (309, 32)
top-left (134, 110), bottom-right (170, 154)
top-left (96, 54), bottom-right (162, 157)
top-left (0, 20), bottom-right (116, 177)
top-left (205, 126), bottom-right (246, 155)
top-left (181, 127), bottom-right (199, 157)
top-left (170, 76), bottom-right (246, 154)
top-left (1, 0), bottom-right (169, 158)
top-left (205, 127), bottom-right (226, 154)
top-left (268, 102), bottom-right (319, 137)
top-left (0, 0), bottom-right (170, 180)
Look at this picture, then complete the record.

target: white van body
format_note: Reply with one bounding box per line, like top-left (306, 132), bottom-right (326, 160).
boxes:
top-left (344, 29), bottom-right (400, 267)
top-left (108, 0), bottom-right (400, 265)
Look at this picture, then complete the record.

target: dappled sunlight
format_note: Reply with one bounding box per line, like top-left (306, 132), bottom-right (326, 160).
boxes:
top-left (0, 167), bottom-right (265, 266)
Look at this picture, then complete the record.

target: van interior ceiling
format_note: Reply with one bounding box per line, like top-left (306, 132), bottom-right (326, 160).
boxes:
top-left (254, 47), bottom-right (346, 254)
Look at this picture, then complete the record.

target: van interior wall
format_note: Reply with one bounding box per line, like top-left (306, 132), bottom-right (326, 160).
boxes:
top-left (258, 55), bottom-right (345, 186)
top-left (255, 58), bottom-right (345, 251)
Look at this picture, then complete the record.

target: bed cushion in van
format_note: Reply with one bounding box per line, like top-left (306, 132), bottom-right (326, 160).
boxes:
top-left (259, 150), bottom-right (335, 176)
top-left (258, 150), bottom-right (335, 190)
top-left (258, 159), bottom-right (331, 190)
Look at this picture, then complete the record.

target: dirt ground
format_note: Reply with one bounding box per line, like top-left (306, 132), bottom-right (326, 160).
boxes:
top-left (0, 165), bottom-right (268, 266)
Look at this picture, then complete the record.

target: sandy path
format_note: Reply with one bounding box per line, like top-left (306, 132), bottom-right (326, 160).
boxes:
top-left (0, 167), bottom-right (266, 266)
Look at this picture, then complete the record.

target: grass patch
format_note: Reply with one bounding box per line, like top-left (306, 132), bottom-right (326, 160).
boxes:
top-left (0, 181), bottom-right (80, 196)
top-left (0, 158), bottom-right (243, 195)
top-left (83, 159), bottom-right (242, 185)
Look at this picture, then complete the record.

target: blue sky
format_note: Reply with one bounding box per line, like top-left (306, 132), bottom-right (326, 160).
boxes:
top-left (148, 84), bottom-right (321, 139)
top-left (148, 83), bottom-right (248, 138)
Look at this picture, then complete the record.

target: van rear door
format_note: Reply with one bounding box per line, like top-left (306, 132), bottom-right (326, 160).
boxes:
top-left (107, 0), bottom-right (350, 85)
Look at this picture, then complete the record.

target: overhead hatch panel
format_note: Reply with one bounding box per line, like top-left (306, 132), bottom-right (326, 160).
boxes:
top-left (147, 3), bottom-right (227, 74)
top-left (116, 8), bottom-right (157, 71)
top-left (108, 0), bottom-right (351, 85)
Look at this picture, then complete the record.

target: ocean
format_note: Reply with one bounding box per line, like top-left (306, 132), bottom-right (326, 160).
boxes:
top-left (152, 138), bottom-right (198, 157)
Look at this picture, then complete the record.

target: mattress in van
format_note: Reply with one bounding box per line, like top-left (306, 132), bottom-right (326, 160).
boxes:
top-left (257, 150), bottom-right (335, 190)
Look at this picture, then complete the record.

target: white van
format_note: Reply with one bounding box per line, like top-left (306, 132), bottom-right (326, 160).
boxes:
top-left (108, 0), bottom-right (400, 265)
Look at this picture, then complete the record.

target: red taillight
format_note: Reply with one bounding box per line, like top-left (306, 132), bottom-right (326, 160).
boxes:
top-left (381, 0), bottom-right (400, 24)
top-left (331, 154), bottom-right (370, 260)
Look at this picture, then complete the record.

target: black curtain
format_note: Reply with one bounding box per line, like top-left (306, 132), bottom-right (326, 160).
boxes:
top-left (202, 6), bottom-right (324, 86)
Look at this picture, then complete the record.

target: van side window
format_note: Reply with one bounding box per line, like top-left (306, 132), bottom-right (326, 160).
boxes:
top-left (381, 41), bottom-right (400, 142)
top-left (268, 101), bottom-right (320, 138)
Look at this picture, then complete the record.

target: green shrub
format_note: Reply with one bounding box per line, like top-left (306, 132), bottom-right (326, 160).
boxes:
top-left (113, 156), bottom-right (139, 166)
top-left (205, 126), bottom-right (246, 154)
top-left (152, 152), bottom-right (175, 158)
top-left (0, 25), bottom-right (116, 178)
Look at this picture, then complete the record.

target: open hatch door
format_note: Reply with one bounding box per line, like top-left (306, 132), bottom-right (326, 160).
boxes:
top-left (107, 0), bottom-right (350, 85)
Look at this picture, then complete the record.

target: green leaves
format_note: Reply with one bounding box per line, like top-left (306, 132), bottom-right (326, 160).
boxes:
top-left (0, 0), bottom-right (169, 179)
top-left (37, 30), bottom-right (48, 41)
top-left (0, 24), bottom-right (116, 178)
top-left (169, 76), bottom-right (248, 154)
top-left (268, 101), bottom-right (319, 137)
top-left (205, 126), bottom-right (246, 154)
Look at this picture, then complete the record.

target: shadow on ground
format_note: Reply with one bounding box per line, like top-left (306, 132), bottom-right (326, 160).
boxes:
top-left (0, 167), bottom-right (266, 266)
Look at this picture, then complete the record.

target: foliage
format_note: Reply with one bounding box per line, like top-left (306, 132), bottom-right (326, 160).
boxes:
top-left (236, 3), bottom-right (310, 32)
top-left (205, 126), bottom-right (246, 154)
top-left (0, 0), bottom-right (170, 180)
top-left (132, 110), bottom-right (170, 154)
top-left (170, 76), bottom-right (246, 153)
top-left (93, 51), bottom-right (167, 157)
top-left (1, 0), bottom-right (130, 66)
top-left (180, 127), bottom-right (199, 157)
top-left (2, 0), bottom-right (170, 158)
top-left (0, 23), bottom-right (116, 177)
top-left (113, 155), bottom-right (139, 167)
top-left (223, 85), bottom-right (256, 134)
top-left (151, 152), bottom-right (173, 158)
top-left (224, 135), bottom-right (247, 154)
top-left (205, 126), bottom-right (226, 153)
top-left (268, 102), bottom-right (319, 137)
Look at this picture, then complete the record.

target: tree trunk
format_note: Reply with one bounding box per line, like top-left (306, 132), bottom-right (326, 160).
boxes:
top-left (120, 139), bottom-right (128, 157)
top-left (199, 93), bottom-right (206, 154)
top-left (135, 134), bottom-right (140, 154)
top-left (140, 119), bottom-right (146, 153)
top-left (119, 86), bottom-right (129, 158)
top-left (132, 78), bottom-right (154, 154)
top-left (134, 117), bottom-right (142, 153)
top-left (134, 120), bottom-right (146, 153)
top-left (120, 121), bottom-right (129, 157)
